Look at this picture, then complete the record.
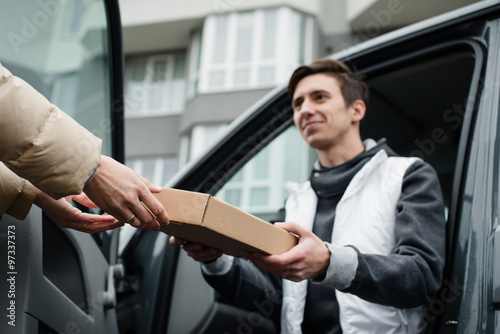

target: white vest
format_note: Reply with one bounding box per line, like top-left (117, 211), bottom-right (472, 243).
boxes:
top-left (281, 148), bottom-right (426, 334)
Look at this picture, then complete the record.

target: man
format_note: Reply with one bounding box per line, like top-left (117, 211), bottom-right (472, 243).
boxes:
top-left (171, 58), bottom-right (446, 333)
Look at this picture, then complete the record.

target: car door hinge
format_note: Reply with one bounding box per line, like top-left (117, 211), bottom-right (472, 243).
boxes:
top-left (101, 264), bottom-right (125, 309)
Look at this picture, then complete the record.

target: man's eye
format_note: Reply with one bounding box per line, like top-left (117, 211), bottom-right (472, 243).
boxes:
top-left (316, 95), bottom-right (325, 100)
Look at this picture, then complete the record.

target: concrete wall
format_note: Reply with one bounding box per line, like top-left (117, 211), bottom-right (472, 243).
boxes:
top-left (119, 0), bottom-right (324, 53)
top-left (318, 0), bottom-right (350, 35)
top-left (119, 0), bottom-right (322, 26)
top-left (181, 88), bottom-right (273, 133)
top-left (346, 0), bottom-right (377, 21)
top-left (125, 115), bottom-right (181, 157)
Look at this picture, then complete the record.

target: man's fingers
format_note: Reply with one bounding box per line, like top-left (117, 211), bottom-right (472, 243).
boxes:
top-left (169, 236), bottom-right (186, 246)
top-left (172, 239), bottom-right (222, 262)
top-left (182, 242), bottom-right (209, 252)
top-left (186, 247), bottom-right (222, 262)
top-left (246, 251), bottom-right (302, 278)
top-left (250, 251), bottom-right (298, 266)
top-left (275, 222), bottom-right (307, 237)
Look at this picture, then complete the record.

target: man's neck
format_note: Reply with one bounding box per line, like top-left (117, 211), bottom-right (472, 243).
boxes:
top-left (317, 139), bottom-right (365, 168)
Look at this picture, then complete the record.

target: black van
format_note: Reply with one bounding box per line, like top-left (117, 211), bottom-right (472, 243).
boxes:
top-left (2, 1), bottom-right (500, 333)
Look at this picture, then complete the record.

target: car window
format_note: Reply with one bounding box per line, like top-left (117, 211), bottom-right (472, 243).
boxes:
top-left (0, 0), bottom-right (113, 155)
top-left (216, 125), bottom-right (316, 221)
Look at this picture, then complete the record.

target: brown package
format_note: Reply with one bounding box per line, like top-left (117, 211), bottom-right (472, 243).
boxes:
top-left (154, 188), bottom-right (298, 258)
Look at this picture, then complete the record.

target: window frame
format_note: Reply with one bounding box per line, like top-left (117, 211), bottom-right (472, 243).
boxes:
top-left (124, 53), bottom-right (187, 118)
top-left (197, 7), bottom-right (314, 94)
top-left (216, 125), bottom-right (314, 220)
top-left (126, 155), bottom-right (179, 187)
top-left (179, 123), bottom-right (229, 167)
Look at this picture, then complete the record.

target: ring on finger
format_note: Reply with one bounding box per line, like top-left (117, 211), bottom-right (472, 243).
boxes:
top-left (83, 223), bottom-right (87, 229)
top-left (125, 214), bottom-right (136, 224)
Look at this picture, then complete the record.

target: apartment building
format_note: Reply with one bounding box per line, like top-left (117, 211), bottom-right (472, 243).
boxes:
top-left (120, 0), bottom-right (480, 218)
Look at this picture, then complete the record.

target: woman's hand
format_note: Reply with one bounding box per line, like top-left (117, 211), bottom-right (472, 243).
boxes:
top-left (34, 190), bottom-right (124, 234)
top-left (83, 155), bottom-right (170, 230)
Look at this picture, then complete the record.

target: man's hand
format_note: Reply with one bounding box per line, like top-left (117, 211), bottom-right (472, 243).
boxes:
top-left (169, 236), bottom-right (223, 263)
top-left (34, 190), bottom-right (124, 234)
top-left (244, 222), bottom-right (331, 282)
top-left (83, 155), bottom-right (170, 231)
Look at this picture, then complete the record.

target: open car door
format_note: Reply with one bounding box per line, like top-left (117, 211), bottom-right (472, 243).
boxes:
top-left (0, 0), bottom-right (125, 332)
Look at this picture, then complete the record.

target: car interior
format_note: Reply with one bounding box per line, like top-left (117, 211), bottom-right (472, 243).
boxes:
top-left (362, 44), bottom-right (477, 209)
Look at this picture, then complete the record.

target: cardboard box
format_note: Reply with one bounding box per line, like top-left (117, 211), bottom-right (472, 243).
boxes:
top-left (154, 188), bottom-right (298, 258)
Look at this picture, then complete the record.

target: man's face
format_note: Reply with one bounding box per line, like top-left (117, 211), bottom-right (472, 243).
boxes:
top-left (292, 73), bottom-right (356, 150)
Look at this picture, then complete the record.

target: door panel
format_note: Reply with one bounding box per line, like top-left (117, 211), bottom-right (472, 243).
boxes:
top-left (448, 20), bottom-right (500, 333)
top-left (1, 208), bottom-right (119, 333)
top-left (0, 0), bottom-right (124, 333)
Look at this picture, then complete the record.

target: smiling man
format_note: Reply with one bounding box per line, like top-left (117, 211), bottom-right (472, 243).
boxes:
top-left (171, 58), bottom-right (446, 334)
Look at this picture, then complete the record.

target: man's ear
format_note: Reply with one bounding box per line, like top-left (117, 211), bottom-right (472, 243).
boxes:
top-left (350, 100), bottom-right (366, 123)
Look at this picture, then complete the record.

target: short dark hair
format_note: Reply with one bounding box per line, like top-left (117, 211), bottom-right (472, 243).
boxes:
top-left (288, 58), bottom-right (369, 106)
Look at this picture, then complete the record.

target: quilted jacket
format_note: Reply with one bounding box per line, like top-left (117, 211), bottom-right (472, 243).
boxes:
top-left (0, 63), bottom-right (101, 219)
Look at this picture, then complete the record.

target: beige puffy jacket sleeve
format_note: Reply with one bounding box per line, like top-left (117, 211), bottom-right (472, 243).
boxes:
top-left (0, 163), bottom-right (37, 220)
top-left (0, 63), bottom-right (102, 218)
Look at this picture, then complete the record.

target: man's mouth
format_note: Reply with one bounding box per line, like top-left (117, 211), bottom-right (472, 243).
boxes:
top-left (303, 120), bottom-right (322, 131)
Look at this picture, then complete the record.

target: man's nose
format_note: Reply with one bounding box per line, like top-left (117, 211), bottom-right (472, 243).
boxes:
top-left (299, 99), bottom-right (315, 116)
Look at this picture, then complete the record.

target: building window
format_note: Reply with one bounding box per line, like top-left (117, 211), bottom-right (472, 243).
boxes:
top-left (51, 73), bottom-right (79, 118)
top-left (196, 7), bottom-right (313, 94)
top-left (125, 53), bottom-right (187, 117)
top-left (125, 156), bottom-right (178, 187)
top-left (187, 30), bottom-right (202, 99)
top-left (179, 124), bottom-right (228, 166)
top-left (216, 126), bottom-right (315, 221)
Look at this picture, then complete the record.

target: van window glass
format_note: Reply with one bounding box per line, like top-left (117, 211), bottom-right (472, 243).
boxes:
top-left (217, 125), bottom-right (315, 222)
top-left (0, 0), bottom-right (113, 155)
